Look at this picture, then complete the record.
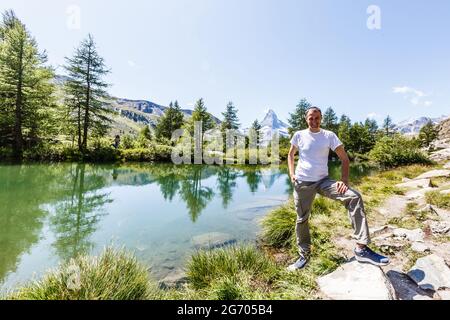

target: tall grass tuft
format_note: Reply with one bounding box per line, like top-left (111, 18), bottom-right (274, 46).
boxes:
top-left (8, 247), bottom-right (161, 300)
top-left (186, 245), bottom-right (279, 297)
top-left (426, 190), bottom-right (450, 209)
top-left (261, 202), bottom-right (297, 249)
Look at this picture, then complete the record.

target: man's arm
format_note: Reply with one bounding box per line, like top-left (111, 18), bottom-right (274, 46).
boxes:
top-left (334, 145), bottom-right (350, 193)
top-left (288, 144), bottom-right (298, 184)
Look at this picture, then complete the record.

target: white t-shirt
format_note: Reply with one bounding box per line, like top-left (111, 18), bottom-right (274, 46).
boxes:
top-left (290, 129), bottom-right (343, 182)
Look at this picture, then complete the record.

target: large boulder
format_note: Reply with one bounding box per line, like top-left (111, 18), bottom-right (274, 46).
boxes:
top-left (395, 179), bottom-right (432, 189)
top-left (317, 260), bottom-right (396, 300)
top-left (430, 148), bottom-right (450, 162)
top-left (407, 254), bottom-right (450, 291)
top-left (414, 170), bottom-right (450, 180)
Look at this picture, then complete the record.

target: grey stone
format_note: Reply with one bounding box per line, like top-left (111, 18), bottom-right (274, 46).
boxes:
top-left (393, 228), bottom-right (424, 242)
top-left (405, 187), bottom-right (435, 201)
top-left (414, 170), bottom-right (450, 180)
top-left (407, 254), bottom-right (450, 291)
top-left (396, 179), bottom-right (432, 189)
top-left (317, 260), bottom-right (396, 300)
top-left (430, 148), bottom-right (450, 162)
top-left (191, 232), bottom-right (237, 249)
top-left (377, 196), bottom-right (410, 218)
top-left (373, 236), bottom-right (407, 252)
top-left (386, 270), bottom-right (434, 300)
top-left (370, 225), bottom-right (396, 237)
top-left (434, 207), bottom-right (450, 221)
top-left (430, 221), bottom-right (450, 235)
top-left (444, 162), bottom-right (450, 169)
top-left (411, 241), bottom-right (431, 253)
top-left (159, 269), bottom-right (188, 289)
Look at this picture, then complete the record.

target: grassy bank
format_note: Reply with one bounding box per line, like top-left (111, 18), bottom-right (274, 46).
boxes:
top-left (7, 248), bottom-right (164, 300)
top-left (3, 162), bottom-right (445, 300)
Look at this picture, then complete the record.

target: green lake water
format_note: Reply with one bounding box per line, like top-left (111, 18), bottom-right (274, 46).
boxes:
top-left (0, 162), bottom-right (374, 291)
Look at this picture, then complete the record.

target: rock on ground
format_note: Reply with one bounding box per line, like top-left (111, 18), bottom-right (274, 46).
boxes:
top-left (395, 179), bottom-right (431, 189)
top-left (430, 148), bottom-right (450, 162)
top-left (414, 170), bottom-right (450, 180)
top-left (386, 270), bottom-right (434, 300)
top-left (376, 196), bottom-right (410, 218)
top-left (411, 241), bottom-right (431, 253)
top-left (438, 289), bottom-right (450, 300)
top-left (191, 232), bottom-right (237, 249)
top-left (317, 260), bottom-right (396, 300)
top-left (405, 187), bottom-right (435, 201)
top-left (407, 254), bottom-right (450, 291)
top-left (159, 269), bottom-right (188, 289)
top-left (430, 221), bottom-right (450, 235)
top-left (393, 228), bottom-right (424, 242)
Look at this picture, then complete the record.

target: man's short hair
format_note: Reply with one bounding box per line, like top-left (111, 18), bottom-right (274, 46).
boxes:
top-left (305, 106), bottom-right (322, 118)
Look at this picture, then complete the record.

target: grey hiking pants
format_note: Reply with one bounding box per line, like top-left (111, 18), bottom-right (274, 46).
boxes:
top-left (293, 176), bottom-right (371, 256)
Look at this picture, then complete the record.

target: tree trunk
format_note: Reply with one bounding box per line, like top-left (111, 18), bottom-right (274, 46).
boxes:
top-left (77, 103), bottom-right (82, 152)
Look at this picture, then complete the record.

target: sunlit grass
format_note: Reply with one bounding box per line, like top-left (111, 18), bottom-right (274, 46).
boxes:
top-left (7, 247), bottom-right (162, 300)
top-left (425, 190), bottom-right (450, 209)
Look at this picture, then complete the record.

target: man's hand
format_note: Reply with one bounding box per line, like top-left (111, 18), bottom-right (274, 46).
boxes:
top-left (291, 174), bottom-right (297, 185)
top-left (336, 181), bottom-right (349, 194)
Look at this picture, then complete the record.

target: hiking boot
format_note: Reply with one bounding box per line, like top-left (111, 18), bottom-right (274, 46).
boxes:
top-left (354, 246), bottom-right (390, 266)
top-left (287, 254), bottom-right (308, 271)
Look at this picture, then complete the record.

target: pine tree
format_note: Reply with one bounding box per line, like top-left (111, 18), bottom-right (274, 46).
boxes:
top-left (338, 114), bottom-right (352, 150)
top-left (383, 115), bottom-right (396, 136)
top-left (322, 107), bottom-right (338, 133)
top-left (249, 119), bottom-right (262, 146)
top-left (0, 10), bottom-right (55, 159)
top-left (364, 118), bottom-right (378, 151)
top-left (221, 101), bottom-right (240, 131)
top-left (288, 98), bottom-right (310, 134)
top-left (348, 122), bottom-right (373, 154)
top-left (155, 100), bottom-right (185, 141)
top-left (63, 34), bottom-right (111, 154)
top-left (186, 98), bottom-right (216, 135)
top-left (418, 120), bottom-right (438, 148)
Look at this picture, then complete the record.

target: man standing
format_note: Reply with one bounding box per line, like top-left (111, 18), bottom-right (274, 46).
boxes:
top-left (287, 106), bottom-right (389, 271)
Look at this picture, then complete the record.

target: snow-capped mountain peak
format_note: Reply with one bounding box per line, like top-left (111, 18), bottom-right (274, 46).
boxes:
top-left (395, 115), bottom-right (449, 136)
top-left (244, 109), bottom-right (289, 145)
top-left (260, 109), bottom-right (289, 130)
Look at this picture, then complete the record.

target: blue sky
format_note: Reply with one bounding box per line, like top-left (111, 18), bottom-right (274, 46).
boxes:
top-left (1, 0), bottom-right (449, 127)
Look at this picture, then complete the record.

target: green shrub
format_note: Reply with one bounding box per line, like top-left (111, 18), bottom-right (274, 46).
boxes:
top-left (0, 147), bottom-right (13, 160)
top-left (85, 138), bottom-right (120, 162)
top-left (8, 248), bottom-right (161, 300)
top-left (369, 134), bottom-right (431, 167)
top-left (22, 143), bottom-right (81, 162)
top-left (120, 144), bottom-right (172, 162)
